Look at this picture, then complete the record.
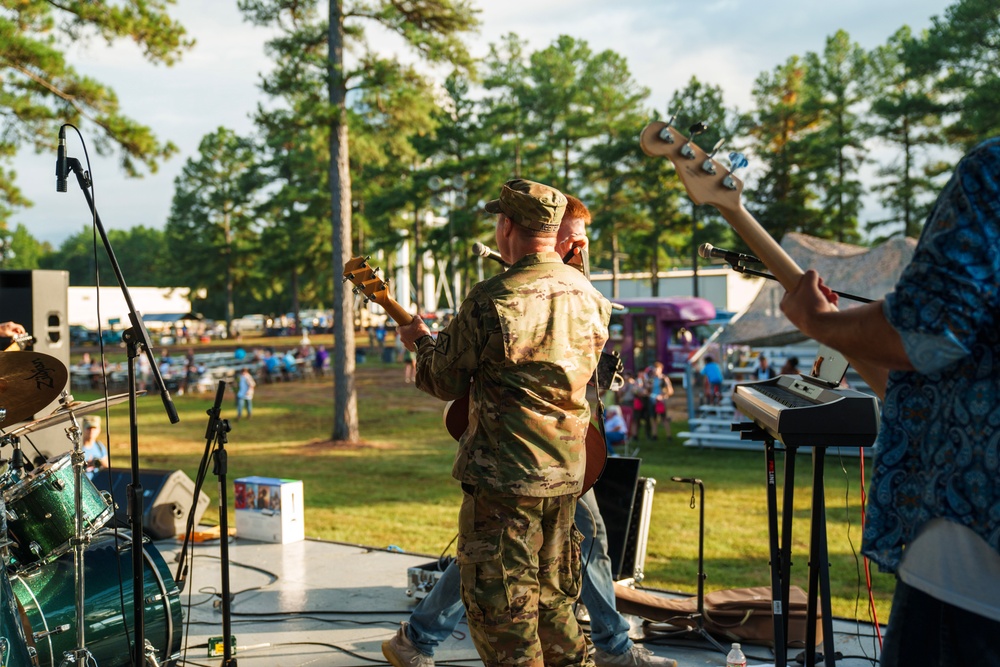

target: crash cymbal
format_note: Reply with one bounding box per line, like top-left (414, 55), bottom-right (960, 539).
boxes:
top-left (0, 351), bottom-right (68, 427)
top-left (7, 392), bottom-right (140, 437)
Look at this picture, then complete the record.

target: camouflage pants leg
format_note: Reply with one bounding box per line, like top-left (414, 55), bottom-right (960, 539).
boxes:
top-left (456, 485), bottom-right (594, 667)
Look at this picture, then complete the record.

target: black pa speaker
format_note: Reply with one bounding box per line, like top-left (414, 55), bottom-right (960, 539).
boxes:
top-left (591, 456), bottom-right (642, 579)
top-left (92, 468), bottom-right (211, 540)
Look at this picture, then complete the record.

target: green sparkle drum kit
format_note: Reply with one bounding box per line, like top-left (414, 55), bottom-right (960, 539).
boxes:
top-left (0, 352), bottom-right (182, 667)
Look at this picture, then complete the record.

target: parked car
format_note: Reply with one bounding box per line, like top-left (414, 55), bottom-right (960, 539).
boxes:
top-left (69, 325), bottom-right (100, 345)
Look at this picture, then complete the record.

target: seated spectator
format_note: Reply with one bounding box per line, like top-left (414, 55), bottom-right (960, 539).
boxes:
top-left (282, 350), bottom-right (298, 381)
top-left (604, 405), bottom-right (628, 454)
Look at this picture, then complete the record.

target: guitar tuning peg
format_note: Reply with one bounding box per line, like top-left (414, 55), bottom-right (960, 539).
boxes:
top-left (722, 152), bottom-right (749, 190)
top-left (680, 121), bottom-right (710, 160)
top-left (657, 111), bottom-right (679, 144)
top-left (701, 138), bottom-right (726, 175)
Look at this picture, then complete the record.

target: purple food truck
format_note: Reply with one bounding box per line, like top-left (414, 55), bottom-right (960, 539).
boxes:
top-left (606, 297), bottom-right (717, 376)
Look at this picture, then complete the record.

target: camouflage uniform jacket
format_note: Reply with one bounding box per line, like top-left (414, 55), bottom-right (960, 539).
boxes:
top-left (414, 251), bottom-right (611, 497)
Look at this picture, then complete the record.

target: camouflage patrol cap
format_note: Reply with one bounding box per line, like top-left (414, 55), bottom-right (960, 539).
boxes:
top-left (484, 179), bottom-right (567, 233)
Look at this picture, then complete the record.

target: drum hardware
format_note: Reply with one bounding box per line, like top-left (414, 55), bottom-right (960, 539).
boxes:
top-left (6, 392), bottom-right (136, 438)
top-left (33, 625), bottom-right (71, 642)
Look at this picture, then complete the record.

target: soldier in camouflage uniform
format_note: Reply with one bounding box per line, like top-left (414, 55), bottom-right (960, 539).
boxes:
top-left (398, 179), bottom-right (611, 667)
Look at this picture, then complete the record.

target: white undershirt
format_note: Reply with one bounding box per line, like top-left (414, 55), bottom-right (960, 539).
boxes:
top-left (898, 518), bottom-right (1000, 623)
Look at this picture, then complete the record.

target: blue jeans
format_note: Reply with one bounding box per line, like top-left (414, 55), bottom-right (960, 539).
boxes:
top-left (406, 489), bottom-right (632, 657)
top-left (236, 397), bottom-right (252, 418)
top-left (880, 578), bottom-right (1000, 667)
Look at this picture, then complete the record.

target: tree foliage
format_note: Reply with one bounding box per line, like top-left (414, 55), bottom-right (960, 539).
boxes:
top-left (164, 128), bottom-right (265, 330)
top-left (0, 0), bottom-right (193, 223)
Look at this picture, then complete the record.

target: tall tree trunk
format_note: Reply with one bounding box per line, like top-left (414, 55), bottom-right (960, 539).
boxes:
top-left (290, 269), bottom-right (301, 333)
top-left (330, 1), bottom-right (358, 442)
top-left (224, 211), bottom-right (235, 334)
top-left (611, 228), bottom-right (621, 299)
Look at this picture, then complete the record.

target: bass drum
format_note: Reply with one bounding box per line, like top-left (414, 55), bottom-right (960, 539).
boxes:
top-left (0, 565), bottom-right (35, 667)
top-left (11, 530), bottom-right (182, 667)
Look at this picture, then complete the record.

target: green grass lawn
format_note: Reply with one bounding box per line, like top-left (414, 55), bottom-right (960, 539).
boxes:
top-left (68, 354), bottom-right (895, 624)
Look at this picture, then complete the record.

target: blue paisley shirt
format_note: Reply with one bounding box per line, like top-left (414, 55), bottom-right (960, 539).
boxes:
top-left (863, 138), bottom-right (1000, 572)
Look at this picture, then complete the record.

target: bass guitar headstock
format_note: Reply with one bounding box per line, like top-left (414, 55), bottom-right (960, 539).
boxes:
top-left (343, 256), bottom-right (415, 325)
top-left (639, 118), bottom-right (747, 217)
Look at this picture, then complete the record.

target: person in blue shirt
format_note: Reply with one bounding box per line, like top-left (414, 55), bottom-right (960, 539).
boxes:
top-left (81, 417), bottom-right (108, 479)
top-left (701, 355), bottom-right (724, 405)
top-left (235, 367), bottom-right (256, 421)
top-left (780, 138), bottom-right (1000, 667)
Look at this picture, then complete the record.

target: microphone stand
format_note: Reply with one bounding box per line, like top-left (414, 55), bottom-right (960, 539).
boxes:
top-left (64, 156), bottom-right (180, 667)
top-left (725, 262), bottom-right (873, 304)
top-left (206, 381), bottom-right (236, 666)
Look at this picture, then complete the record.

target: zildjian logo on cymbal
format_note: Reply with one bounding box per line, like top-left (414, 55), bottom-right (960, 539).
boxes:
top-left (28, 357), bottom-right (59, 390)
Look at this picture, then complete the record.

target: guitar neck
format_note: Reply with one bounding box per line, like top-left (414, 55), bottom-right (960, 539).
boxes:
top-left (380, 298), bottom-right (417, 327)
top-left (717, 205), bottom-right (804, 290)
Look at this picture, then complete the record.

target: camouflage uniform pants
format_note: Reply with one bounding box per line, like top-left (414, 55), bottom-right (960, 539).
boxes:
top-left (457, 484), bottom-right (594, 667)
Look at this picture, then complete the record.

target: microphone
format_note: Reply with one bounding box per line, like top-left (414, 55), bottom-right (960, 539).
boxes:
top-left (698, 243), bottom-right (761, 266)
top-left (56, 126), bottom-right (68, 192)
top-left (472, 242), bottom-right (507, 266)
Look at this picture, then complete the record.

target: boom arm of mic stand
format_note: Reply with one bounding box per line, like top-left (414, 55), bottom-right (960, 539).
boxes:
top-left (728, 263), bottom-right (873, 304)
top-left (66, 157), bottom-right (180, 423)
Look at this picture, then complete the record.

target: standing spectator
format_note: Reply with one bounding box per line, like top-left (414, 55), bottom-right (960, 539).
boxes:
top-left (645, 361), bottom-right (673, 440)
top-left (780, 356), bottom-right (800, 375)
top-left (702, 355), bottom-right (724, 405)
top-left (617, 373), bottom-right (637, 437)
top-left (403, 347), bottom-right (416, 383)
top-left (632, 368), bottom-right (653, 441)
top-left (137, 353), bottom-right (151, 392)
top-left (313, 345), bottom-right (329, 377)
top-left (753, 354), bottom-right (776, 380)
top-left (236, 368), bottom-right (256, 421)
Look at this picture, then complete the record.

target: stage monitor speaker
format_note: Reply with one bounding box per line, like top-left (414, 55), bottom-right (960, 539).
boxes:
top-left (592, 456), bottom-right (642, 580)
top-left (0, 270), bottom-right (71, 457)
top-left (92, 468), bottom-right (211, 540)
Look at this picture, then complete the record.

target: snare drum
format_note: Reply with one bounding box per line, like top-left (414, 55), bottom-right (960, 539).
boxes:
top-left (4, 452), bottom-right (113, 567)
top-left (12, 529), bottom-right (182, 667)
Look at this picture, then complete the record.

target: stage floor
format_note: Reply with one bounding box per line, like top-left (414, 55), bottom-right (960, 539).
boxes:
top-left (134, 535), bottom-right (886, 667)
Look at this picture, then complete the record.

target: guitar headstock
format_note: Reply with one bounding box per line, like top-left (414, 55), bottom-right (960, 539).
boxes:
top-left (3, 332), bottom-right (34, 352)
top-left (639, 120), bottom-right (745, 215)
top-left (343, 256), bottom-right (414, 325)
top-left (343, 256), bottom-right (391, 306)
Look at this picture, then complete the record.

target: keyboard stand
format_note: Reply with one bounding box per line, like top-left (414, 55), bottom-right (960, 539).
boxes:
top-left (732, 423), bottom-right (837, 667)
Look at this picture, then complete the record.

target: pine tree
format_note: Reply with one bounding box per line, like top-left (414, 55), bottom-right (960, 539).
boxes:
top-left (0, 1), bottom-right (192, 222)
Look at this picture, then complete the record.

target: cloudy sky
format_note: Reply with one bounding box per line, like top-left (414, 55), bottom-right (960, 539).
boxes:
top-left (11, 0), bottom-right (953, 247)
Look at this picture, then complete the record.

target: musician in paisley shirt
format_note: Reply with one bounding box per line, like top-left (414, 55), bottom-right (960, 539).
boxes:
top-left (780, 138), bottom-right (1000, 667)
